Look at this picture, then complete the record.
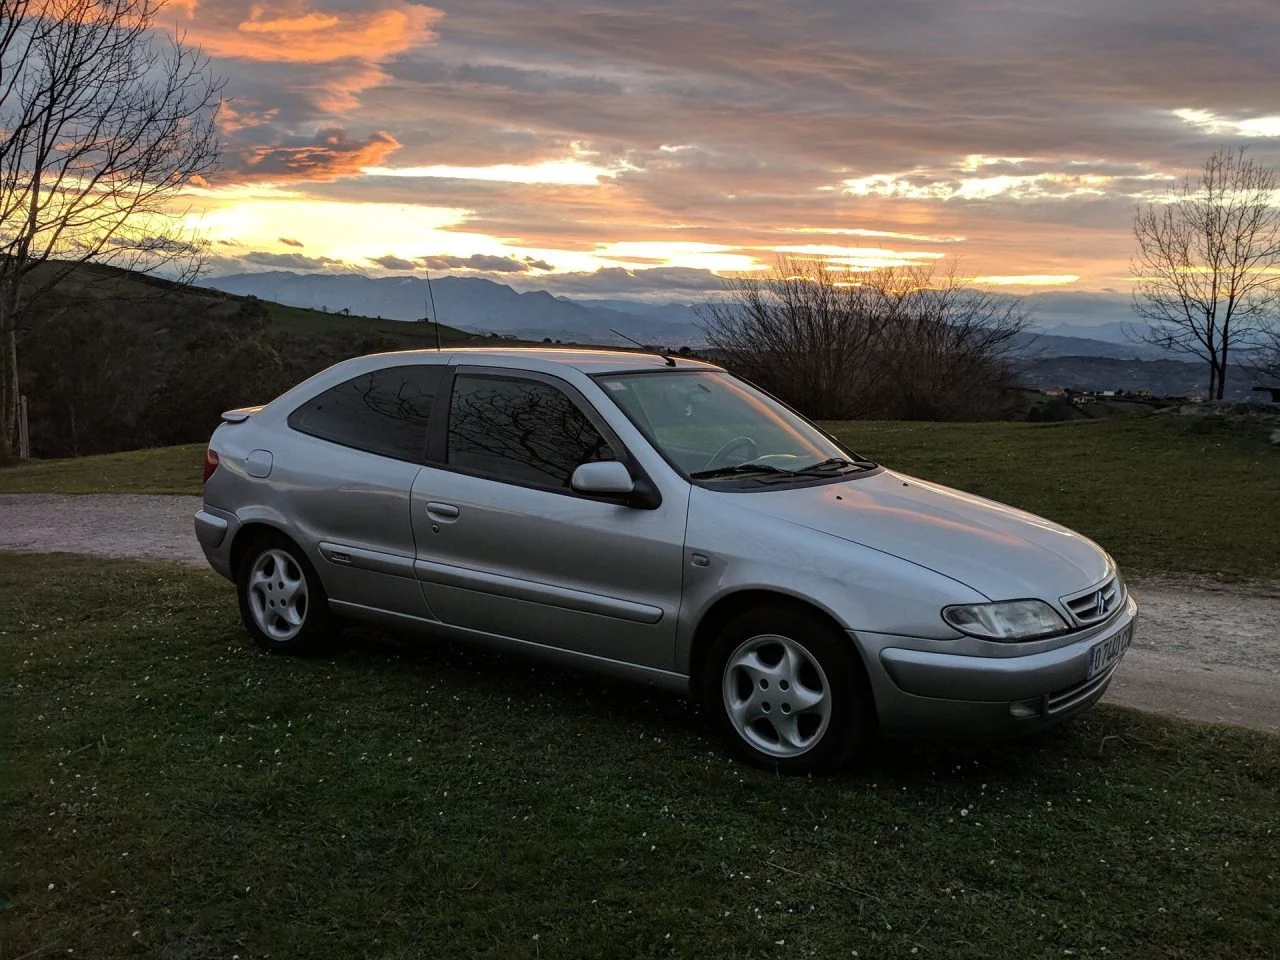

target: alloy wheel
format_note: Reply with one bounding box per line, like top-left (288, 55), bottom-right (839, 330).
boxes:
top-left (721, 633), bottom-right (832, 758)
top-left (247, 548), bottom-right (308, 642)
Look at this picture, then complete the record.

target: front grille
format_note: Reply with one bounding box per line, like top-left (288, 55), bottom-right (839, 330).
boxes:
top-left (1061, 577), bottom-right (1123, 627)
top-left (1045, 662), bottom-right (1119, 716)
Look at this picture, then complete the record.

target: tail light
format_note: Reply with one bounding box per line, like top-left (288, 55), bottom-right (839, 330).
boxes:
top-left (203, 448), bottom-right (220, 483)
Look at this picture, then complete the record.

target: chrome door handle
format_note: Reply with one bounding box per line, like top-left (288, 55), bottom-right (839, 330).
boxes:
top-left (425, 501), bottom-right (460, 520)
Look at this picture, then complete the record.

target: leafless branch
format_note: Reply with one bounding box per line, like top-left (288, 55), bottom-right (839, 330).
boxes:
top-left (697, 258), bottom-right (1030, 420)
top-left (0, 0), bottom-right (222, 455)
top-left (1131, 146), bottom-right (1280, 400)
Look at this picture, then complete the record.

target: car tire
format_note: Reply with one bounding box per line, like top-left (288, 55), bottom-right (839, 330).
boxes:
top-left (703, 603), bottom-right (872, 774)
top-left (236, 532), bottom-right (333, 655)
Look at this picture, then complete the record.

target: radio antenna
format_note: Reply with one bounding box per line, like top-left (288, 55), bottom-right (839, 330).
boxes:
top-left (609, 328), bottom-right (676, 366)
top-left (425, 271), bottom-right (442, 351)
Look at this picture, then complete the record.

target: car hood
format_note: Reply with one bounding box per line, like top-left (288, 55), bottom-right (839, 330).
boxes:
top-left (737, 469), bottom-right (1111, 602)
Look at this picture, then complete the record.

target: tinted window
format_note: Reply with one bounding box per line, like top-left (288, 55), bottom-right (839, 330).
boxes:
top-left (288, 365), bottom-right (441, 462)
top-left (448, 375), bottom-right (614, 489)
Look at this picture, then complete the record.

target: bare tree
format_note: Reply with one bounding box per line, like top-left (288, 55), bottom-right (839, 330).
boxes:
top-left (698, 259), bottom-right (1030, 420)
top-left (876, 263), bottom-right (1031, 420)
top-left (0, 0), bottom-right (221, 457)
top-left (1131, 146), bottom-right (1280, 400)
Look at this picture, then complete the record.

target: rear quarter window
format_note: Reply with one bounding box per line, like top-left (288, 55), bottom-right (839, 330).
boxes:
top-left (287, 364), bottom-right (443, 462)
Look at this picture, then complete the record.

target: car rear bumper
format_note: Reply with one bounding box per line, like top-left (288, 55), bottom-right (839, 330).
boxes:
top-left (194, 506), bottom-right (239, 580)
top-left (857, 596), bottom-right (1138, 737)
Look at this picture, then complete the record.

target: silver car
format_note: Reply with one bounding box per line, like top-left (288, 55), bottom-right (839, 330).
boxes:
top-left (196, 348), bottom-right (1137, 773)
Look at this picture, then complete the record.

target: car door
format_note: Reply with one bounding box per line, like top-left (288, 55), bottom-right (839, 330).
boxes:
top-left (409, 366), bottom-right (689, 672)
top-left (279, 362), bottom-right (444, 620)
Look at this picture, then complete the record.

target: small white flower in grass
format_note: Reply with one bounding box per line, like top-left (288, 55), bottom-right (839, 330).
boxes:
top-left (960, 809), bottom-right (969, 817)
top-left (47, 883), bottom-right (54, 891)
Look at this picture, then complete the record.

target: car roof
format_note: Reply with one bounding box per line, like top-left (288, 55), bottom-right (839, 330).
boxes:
top-left (366, 346), bottom-right (723, 375)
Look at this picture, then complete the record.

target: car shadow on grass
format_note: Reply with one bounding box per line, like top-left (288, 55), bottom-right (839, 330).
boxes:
top-left (327, 619), bottom-right (1094, 788)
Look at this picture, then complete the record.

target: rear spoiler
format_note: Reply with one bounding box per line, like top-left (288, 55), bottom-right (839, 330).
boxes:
top-left (220, 405), bottom-right (264, 424)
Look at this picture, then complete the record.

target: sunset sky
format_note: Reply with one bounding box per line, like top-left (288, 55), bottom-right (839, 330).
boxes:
top-left (177, 0), bottom-right (1280, 299)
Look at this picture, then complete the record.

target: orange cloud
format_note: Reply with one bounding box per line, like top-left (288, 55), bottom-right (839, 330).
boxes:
top-left (230, 128), bottom-right (402, 183)
top-left (217, 100), bottom-right (280, 134)
top-left (179, 1), bottom-right (441, 64)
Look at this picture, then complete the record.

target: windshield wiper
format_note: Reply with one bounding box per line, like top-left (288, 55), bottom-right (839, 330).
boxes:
top-left (788, 457), bottom-right (876, 476)
top-left (689, 463), bottom-right (794, 480)
top-left (691, 457), bottom-right (876, 482)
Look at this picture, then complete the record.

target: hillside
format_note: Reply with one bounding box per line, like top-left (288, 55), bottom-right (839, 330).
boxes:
top-left (208, 270), bottom-right (1193, 364)
top-left (12, 263), bottom-right (484, 459)
top-left (208, 271), bottom-right (696, 346)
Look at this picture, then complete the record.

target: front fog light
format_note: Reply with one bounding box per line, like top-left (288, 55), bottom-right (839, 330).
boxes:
top-left (1010, 698), bottom-right (1042, 719)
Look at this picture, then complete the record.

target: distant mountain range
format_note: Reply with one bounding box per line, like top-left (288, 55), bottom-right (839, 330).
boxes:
top-left (207, 271), bottom-right (697, 347)
top-left (205, 270), bottom-right (1186, 363)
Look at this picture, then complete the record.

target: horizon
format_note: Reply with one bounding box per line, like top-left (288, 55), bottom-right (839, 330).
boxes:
top-left (172, 0), bottom-right (1280, 300)
top-left (204, 266), bottom-right (1152, 334)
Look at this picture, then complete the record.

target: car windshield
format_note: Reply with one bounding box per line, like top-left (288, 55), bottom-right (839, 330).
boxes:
top-left (595, 370), bottom-right (873, 482)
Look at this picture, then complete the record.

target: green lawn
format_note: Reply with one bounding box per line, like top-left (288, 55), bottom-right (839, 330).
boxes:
top-left (264, 300), bottom-right (476, 344)
top-left (2, 415), bottom-right (1277, 578)
top-left (2, 553), bottom-right (1277, 959)
top-left (823, 416), bottom-right (1280, 581)
top-left (0, 442), bottom-right (206, 495)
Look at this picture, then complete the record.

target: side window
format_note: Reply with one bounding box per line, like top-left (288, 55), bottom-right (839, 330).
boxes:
top-left (447, 374), bottom-right (615, 489)
top-left (287, 364), bottom-right (442, 462)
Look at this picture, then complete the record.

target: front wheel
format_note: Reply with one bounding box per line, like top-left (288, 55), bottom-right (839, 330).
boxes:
top-left (703, 604), bottom-right (871, 774)
top-left (236, 533), bottom-right (333, 654)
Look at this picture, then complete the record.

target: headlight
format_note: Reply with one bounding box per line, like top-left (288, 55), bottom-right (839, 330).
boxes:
top-left (941, 599), bottom-right (1068, 641)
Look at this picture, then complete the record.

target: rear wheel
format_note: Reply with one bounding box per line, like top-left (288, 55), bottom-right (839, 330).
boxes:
top-left (703, 604), bottom-right (871, 774)
top-left (236, 533), bottom-right (333, 654)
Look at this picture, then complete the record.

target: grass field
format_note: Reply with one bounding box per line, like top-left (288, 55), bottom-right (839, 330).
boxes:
top-left (4, 415), bottom-right (1277, 579)
top-left (822, 416), bottom-right (1280, 581)
top-left (0, 442), bottom-right (206, 495)
top-left (2, 553), bottom-right (1277, 959)
top-left (264, 300), bottom-right (477, 344)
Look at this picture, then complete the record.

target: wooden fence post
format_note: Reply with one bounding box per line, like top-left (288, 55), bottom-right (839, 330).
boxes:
top-left (17, 393), bottom-right (30, 459)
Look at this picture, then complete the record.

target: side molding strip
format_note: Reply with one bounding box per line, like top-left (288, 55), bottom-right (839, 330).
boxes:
top-left (328, 599), bottom-right (688, 692)
top-left (413, 557), bottom-right (664, 624)
top-left (318, 541), bottom-right (417, 579)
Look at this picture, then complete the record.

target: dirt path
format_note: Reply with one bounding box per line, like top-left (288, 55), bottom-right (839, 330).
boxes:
top-left (2, 493), bottom-right (1277, 733)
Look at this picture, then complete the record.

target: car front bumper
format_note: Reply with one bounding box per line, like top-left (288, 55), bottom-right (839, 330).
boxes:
top-left (857, 596), bottom-right (1138, 737)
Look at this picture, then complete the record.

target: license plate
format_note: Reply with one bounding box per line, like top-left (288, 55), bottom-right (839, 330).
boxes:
top-left (1087, 622), bottom-right (1133, 679)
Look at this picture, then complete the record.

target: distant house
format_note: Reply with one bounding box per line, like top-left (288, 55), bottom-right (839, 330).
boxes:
top-left (1187, 393), bottom-right (1205, 404)
top-left (1043, 386), bottom-right (1066, 397)
top-left (1136, 388), bottom-right (1152, 398)
top-left (1101, 390), bottom-right (1116, 397)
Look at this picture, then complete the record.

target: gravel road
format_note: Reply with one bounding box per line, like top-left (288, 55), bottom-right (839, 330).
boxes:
top-left (3, 493), bottom-right (1277, 733)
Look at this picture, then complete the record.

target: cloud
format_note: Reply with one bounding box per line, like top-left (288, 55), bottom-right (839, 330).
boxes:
top-left (279, 237), bottom-right (305, 247)
top-left (363, 158), bottom-right (627, 185)
top-left (530, 266), bottom-right (730, 295)
top-left (177, 0), bottom-right (1280, 292)
top-left (1173, 108), bottom-right (1280, 138)
top-left (179, 1), bottom-right (440, 66)
top-left (419, 253), bottom-right (539, 273)
top-left (242, 251), bottom-right (344, 270)
top-left (371, 255), bottom-right (418, 270)
top-left (182, 0), bottom-right (442, 147)
top-left (228, 128), bottom-right (401, 183)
